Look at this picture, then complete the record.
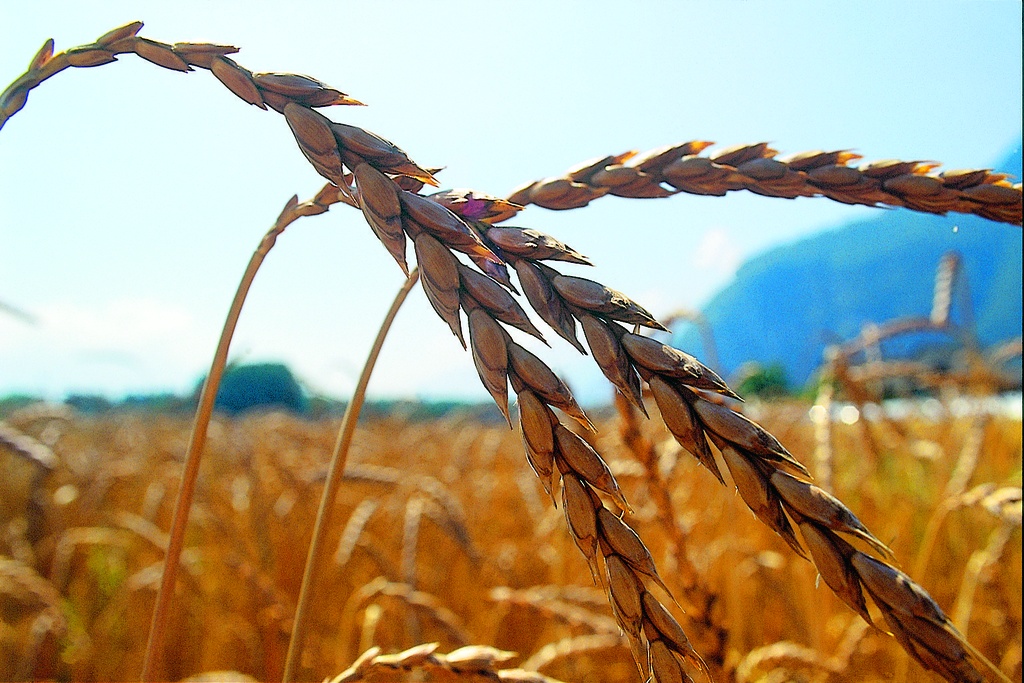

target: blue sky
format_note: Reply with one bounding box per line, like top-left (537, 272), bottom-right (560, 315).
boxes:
top-left (1, 1), bottom-right (1021, 405)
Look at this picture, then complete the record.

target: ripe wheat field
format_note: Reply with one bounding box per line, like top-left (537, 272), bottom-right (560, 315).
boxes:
top-left (1, 19), bottom-right (1022, 683)
top-left (1, 403), bottom-right (1020, 682)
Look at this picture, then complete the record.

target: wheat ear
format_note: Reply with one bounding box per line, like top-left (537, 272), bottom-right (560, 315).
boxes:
top-left (302, 128), bottom-right (706, 679)
top-left (432, 194), bottom-right (1011, 681)
top-left (358, 184), bottom-right (710, 680)
top-left (329, 642), bottom-right (565, 683)
top-left (508, 142), bottom-right (1023, 226)
top-left (0, 21), bottom-right (362, 132)
top-left (284, 58), bottom-right (1013, 682)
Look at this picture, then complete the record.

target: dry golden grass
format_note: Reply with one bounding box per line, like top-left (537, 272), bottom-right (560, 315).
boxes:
top-left (0, 405), bottom-right (1019, 682)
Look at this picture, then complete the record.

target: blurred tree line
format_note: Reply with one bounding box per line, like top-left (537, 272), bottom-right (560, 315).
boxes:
top-left (0, 362), bottom-right (509, 421)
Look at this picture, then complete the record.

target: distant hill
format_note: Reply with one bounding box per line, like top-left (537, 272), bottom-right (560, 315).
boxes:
top-left (675, 141), bottom-right (1023, 389)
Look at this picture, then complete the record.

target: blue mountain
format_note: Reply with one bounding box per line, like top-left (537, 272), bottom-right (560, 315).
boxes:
top-left (675, 141), bottom-right (1023, 388)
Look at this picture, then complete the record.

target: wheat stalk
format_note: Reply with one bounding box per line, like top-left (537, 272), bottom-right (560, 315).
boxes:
top-left (4, 22), bottom-right (1018, 683)
top-left (951, 508), bottom-right (1020, 637)
top-left (142, 186), bottom-right (342, 681)
top-left (284, 270), bottom-right (420, 682)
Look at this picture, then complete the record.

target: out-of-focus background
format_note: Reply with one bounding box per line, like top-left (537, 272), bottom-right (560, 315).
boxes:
top-left (1, 0), bottom-right (1021, 409)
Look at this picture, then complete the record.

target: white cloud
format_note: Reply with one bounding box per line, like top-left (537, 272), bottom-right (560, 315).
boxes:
top-left (0, 297), bottom-right (212, 397)
top-left (693, 227), bottom-right (742, 278)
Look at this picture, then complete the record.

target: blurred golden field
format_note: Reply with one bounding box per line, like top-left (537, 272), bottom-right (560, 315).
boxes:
top-left (1, 400), bottom-right (1020, 682)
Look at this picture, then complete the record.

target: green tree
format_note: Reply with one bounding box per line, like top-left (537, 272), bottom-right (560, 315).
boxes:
top-left (735, 362), bottom-right (791, 399)
top-left (206, 362), bottom-right (308, 416)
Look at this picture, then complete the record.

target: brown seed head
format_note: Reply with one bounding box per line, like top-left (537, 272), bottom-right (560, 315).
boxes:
top-left (649, 639), bottom-right (693, 683)
top-left (859, 159), bottom-right (925, 179)
top-left (428, 189), bottom-right (522, 224)
top-left (641, 593), bottom-right (704, 673)
top-left (662, 156), bottom-right (746, 196)
top-left (604, 554), bottom-right (644, 637)
top-left (0, 84), bottom-right (30, 122)
top-left (473, 258), bottom-right (518, 292)
top-left (771, 470), bottom-right (891, 557)
top-left (523, 436), bottom-right (556, 500)
top-left (710, 142), bottom-right (775, 167)
top-left (807, 164), bottom-right (866, 188)
top-left (648, 375), bottom-right (720, 482)
top-left (567, 153), bottom-right (633, 183)
top-left (353, 163), bottom-right (407, 273)
top-left (596, 507), bottom-right (668, 588)
top-left (507, 177), bottom-right (606, 210)
top-left (414, 233), bottom-right (464, 347)
top-left (507, 344), bottom-right (591, 428)
top-left (134, 38), bottom-right (190, 72)
top-left (850, 553), bottom-right (946, 623)
top-left (518, 390), bottom-right (555, 459)
top-left (620, 333), bottom-right (735, 397)
top-left (779, 149), bottom-right (861, 171)
top-left (486, 227), bottom-right (592, 265)
top-left (552, 275), bottom-right (665, 330)
top-left (331, 122), bottom-right (437, 185)
top-left (561, 473), bottom-right (599, 568)
top-left (210, 57), bottom-right (266, 108)
top-left (513, 260), bottom-right (584, 353)
top-left (555, 426), bottom-right (628, 511)
top-left (468, 308), bottom-right (511, 424)
top-left (96, 21), bottom-right (144, 46)
top-left (458, 264), bottom-right (544, 341)
top-left (797, 522), bottom-right (871, 623)
top-left (718, 443), bottom-right (805, 557)
top-left (283, 103), bottom-right (346, 188)
top-left (252, 72), bottom-right (362, 110)
top-left (691, 394), bottom-right (806, 473)
top-left (962, 182), bottom-right (1021, 205)
top-left (171, 43), bottom-right (240, 69)
top-left (66, 47), bottom-right (117, 68)
top-left (400, 191), bottom-right (500, 263)
top-left (630, 141), bottom-right (715, 173)
top-left (578, 314), bottom-right (645, 413)
top-left (27, 38), bottom-right (55, 71)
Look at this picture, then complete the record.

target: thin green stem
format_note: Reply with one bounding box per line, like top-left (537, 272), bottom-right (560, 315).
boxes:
top-left (283, 268), bottom-right (420, 683)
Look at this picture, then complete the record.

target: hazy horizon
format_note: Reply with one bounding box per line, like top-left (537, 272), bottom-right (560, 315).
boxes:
top-left (2, 2), bottom-right (1021, 406)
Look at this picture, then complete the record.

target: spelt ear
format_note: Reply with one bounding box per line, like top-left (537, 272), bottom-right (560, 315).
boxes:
top-left (509, 142), bottom-right (1022, 225)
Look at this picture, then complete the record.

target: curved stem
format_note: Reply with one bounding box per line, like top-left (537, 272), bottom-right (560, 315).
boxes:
top-left (283, 268), bottom-right (420, 683)
top-left (141, 190), bottom-right (338, 681)
top-left (141, 227), bottom-right (281, 681)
